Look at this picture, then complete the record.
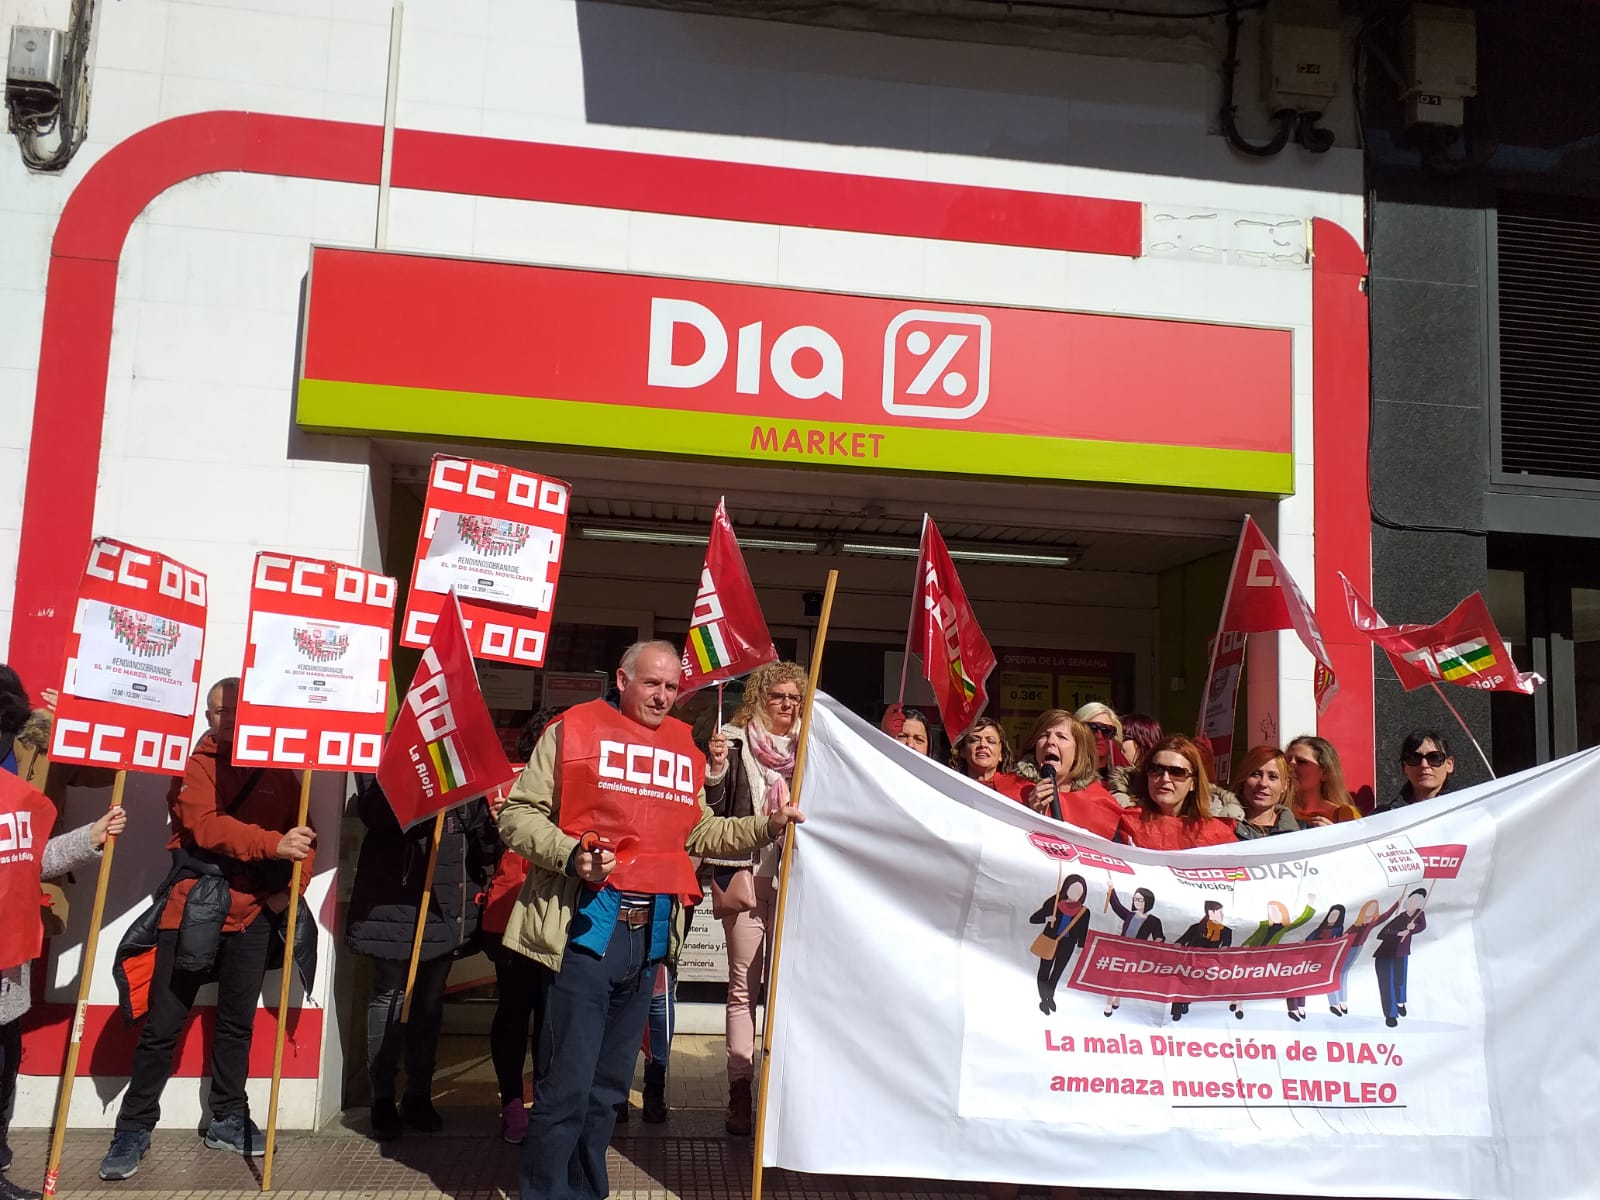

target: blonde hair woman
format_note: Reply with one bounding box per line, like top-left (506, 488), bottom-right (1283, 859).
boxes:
top-left (1073, 701), bottom-right (1124, 782)
top-left (704, 661), bottom-right (807, 1136)
top-left (1286, 735), bottom-right (1362, 826)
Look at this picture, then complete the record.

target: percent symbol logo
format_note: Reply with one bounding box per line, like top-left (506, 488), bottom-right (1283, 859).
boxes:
top-left (882, 310), bottom-right (992, 421)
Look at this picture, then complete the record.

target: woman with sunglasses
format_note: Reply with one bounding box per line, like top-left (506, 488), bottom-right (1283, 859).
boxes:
top-left (951, 717), bottom-right (1030, 804)
top-left (1073, 702), bottom-right (1125, 785)
top-left (1117, 735), bottom-right (1237, 850)
top-left (1285, 735), bottom-right (1363, 827)
top-left (1378, 731), bottom-right (1455, 812)
top-left (1013, 710), bottom-right (1122, 839)
top-left (705, 660), bottom-right (808, 1136)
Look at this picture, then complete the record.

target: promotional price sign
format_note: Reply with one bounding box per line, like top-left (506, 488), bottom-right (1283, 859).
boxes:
top-left (235, 553), bottom-right (395, 770)
top-left (50, 539), bottom-right (208, 775)
top-left (401, 455), bottom-right (571, 666)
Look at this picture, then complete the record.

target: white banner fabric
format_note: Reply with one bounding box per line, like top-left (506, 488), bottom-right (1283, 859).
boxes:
top-left (762, 695), bottom-right (1600, 1199)
top-left (414, 510), bottom-right (559, 609)
top-left (242, 611), bottom-right (387, 714)
top-left (68, 598), bottom-right (203, 718)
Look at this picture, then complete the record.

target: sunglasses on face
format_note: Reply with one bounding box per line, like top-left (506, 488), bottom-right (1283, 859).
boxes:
top-left (1403, 750), bottom-right (1449, 768)
top-left (1147, 762), bottom-right (1193, 782)
top-left (1086, 722), bottom-right (1117, 738)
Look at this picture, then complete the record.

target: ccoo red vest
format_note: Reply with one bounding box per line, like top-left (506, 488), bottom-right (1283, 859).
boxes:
top-left (0, 771), bottom-right (58, 972)
top-left (556, 700), bottom-right (704, 896)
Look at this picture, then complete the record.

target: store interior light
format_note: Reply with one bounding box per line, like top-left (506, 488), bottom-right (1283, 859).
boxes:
top-left (579, 526), bottom-right (819, 553)
top-left (840, 542), bottom-right (1074, 567)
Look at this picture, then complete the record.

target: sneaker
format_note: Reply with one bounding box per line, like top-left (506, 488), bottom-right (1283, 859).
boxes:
top-left (0, 1174), bottom-right (44, 1200)
top-left (204, 1114), bottom-right (265, 1156)
top-left (370, 1098), bottom-right (401, 1141)
top-left (400, 1095), bottom-right (444, 1133)
top-left (98, 1129), bottom-right (151, 1181)
top-left (500, 1099), bottom-right (528, 1145)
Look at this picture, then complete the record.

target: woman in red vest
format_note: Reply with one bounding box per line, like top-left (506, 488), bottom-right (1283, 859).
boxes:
top-left (1117, 736), bottom-right (1237, 850)
top-left (951, 718), bottom-right (1029, 804)
top-left (1012, 710), bottom-right (1122, 840)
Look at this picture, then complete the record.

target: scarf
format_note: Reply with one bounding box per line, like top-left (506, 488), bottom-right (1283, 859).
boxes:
top-left (744, 719), bottom-right (796, 816)
top-left (1056, 899), bottom-right (1084, 918)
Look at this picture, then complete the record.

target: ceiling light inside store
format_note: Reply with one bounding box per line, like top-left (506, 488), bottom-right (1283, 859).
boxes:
top-left (579, 526), bottom-right (819, 553)
top-left (840, 543), bottom-right (1074, 567)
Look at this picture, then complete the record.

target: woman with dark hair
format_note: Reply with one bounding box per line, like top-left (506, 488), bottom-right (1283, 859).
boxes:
top-left (482, 706), bottom-right (567, 1143)
top-left (950, 717), bottom-right (1029, 804)
top-left (1286, 903), bottom-right (1346, 1021)
top-left (0, 668), bottom-right (30, 777)
top-left (1234, 745), bottom-right (1301, 840)
top-left (1028, 873), bottom-right (1090, 1014)
top-left (891, 707), bottom-right (933, 756)
top-left (1287, 735), bottom-right (1363, 826)
top-left (1117, 713), bottom-right (1163, 771)
top-left (1102, 886), bottom-right (1164, 1017)
top-left (1379, 730), bottom-right (1455, 812)
top-left (1013, 710), bottom-right (1121, 839)
top-left (1117, 736), bottom-right (1237, 850)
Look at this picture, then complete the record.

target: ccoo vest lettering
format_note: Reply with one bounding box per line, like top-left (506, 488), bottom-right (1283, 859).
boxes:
top-left (556, 700), bottom-right (704, 896)
top-left (0, 771), bottom-right (58, 973)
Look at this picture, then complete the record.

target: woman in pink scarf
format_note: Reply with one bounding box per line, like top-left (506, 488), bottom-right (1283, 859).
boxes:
top-left (704, 660), bottom-right (806, 1137)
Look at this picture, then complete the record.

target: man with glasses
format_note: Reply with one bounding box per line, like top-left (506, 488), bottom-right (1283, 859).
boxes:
top-left (1378, 731), bottom-right (1455, 813)
top-left (497, 641), bottom-right (804, 1200)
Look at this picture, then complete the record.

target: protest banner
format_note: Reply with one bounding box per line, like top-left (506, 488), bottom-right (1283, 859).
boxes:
top-left (401, 455), bottom-right (571, 667)
top-left (760, 694), bottom-right (1599, 1199)
top-left (49, 539), bottom-right (208, 776)
top-left (235, 552), bottom-right (395, 772)
top-left (680, 498), bottom-right (778, 697)
top-left (1199, 517), bottom-right (1337, 783)
top-left (901, 517), bottom-right (996, 742)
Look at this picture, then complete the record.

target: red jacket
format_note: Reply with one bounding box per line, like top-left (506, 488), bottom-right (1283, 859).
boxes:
top-left (981, 772), bottom-right (1031, 804)
top-left (1117, 808), bottom-right (1237, 851)
top-left (1026, 779), bottom-right (1123, 841)
top-left (160, 735), bottom-right (312, 933)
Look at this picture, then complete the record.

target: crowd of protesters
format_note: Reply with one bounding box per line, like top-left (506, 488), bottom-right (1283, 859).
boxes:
top-left (1, 651), bottom-right (1463, 1200)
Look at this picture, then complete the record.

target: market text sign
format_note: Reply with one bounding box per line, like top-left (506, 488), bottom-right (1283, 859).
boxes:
top-left (297, 248), bottom-right (1294, 494)
top-left (236, 553), bottom-right (395, 770)
top-left (50, 539), bottom-right (208, 775)
top-left (401, 455), bottom-right (571, 666)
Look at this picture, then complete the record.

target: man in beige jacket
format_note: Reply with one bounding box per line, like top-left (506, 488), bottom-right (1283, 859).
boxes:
top-left (498, 640), bottom-right (802, 1200)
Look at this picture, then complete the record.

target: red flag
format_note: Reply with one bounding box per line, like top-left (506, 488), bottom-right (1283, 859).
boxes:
top-left (907, 518), bottom-right (997, 742)
top-left (0, 772), bottom-right (57, 972)
top-left (1342, 575), bottom-right (1541, 695)
top-left (377, 593), bottom-right (518, 828)
top-left (680, 499), bottom-right (778, 694)
top-left (1199, 517), bottom-right (1338, 783)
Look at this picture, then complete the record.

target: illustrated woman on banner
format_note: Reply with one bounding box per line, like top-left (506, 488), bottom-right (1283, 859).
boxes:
top-left (1285, 903), bottom-right (1345, 1022)
top-left (1170, 900), bottom-right (1232, 1021)
top-left (1373, 888), bottom-right (1429, 1027)
top-left (1331, 896), bottom-right (1401, 1016)
top-left (1232, 899), bottom-right (1315, 1021)
top-left (1028, 873), bottom-right (1091, 1014)
top-left (1102, 886), bottom-right (1164, 1018)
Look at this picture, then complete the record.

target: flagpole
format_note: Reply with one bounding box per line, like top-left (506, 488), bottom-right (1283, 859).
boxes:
top-left (716, 681), bottom-right (724, 731)
top-left (262, 768), bottom-right (314, 1192)
top-left (1196, 517), bottom-right (1250, 781)
top-left (42, 771), bottom-right (125, 1199)
top-left (896, 515), bottom-right (928, 706)
top-left (400, 808), bottom-right (448, 1023)
top-left (1428, 682), bottom-right (1496, 778)
top-left (750, 568), bottom-right (838, 1200)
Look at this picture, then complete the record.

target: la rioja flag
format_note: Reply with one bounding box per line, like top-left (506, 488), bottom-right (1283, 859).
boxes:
top-left (908, 517), bottom-right (996, 742)
top-left (377, 592), bottom-right (517, 828)
top-left (1341, 574), bottom-right (1542, 695)
top-left (680, 499), bottom-right (778, 694)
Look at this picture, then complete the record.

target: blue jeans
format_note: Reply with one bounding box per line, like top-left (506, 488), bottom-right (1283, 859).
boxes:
top-left (519, 921), bottom-right (655, 1200)
top-left (1375, 956), bottom-right (1409, 1019)
top-left (645, 966), bottom-right (675, 1068)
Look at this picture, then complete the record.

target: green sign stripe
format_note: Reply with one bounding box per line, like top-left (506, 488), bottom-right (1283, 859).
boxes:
top-left (297, 378), bottom-right (1294, 495)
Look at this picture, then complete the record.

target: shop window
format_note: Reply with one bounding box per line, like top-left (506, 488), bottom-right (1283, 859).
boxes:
top-left (1572, 588), bottom-right (1600, 754)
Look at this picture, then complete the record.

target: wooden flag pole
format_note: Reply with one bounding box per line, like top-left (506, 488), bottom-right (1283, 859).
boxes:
top-left (42, 771), bottom-right (126, 1199)
top-left (1428, 682), bottom-right (1496, 778)
top-left (400, 809), bottom-right (447, 1024)
top-left (750, 569), bottom-right (838, 1200)
top-left (261, 769), bottom-right (314, 1192)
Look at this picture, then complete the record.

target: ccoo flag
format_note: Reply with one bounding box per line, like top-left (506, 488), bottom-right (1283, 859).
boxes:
top-left (907, 517), bottom-right (997, 742)
top-left (680, 499), bottom-right (779, 694)
top-left (377, 591), bottom-right (518, 828)
top-left (1341, 574), bottom-right (1542, 695)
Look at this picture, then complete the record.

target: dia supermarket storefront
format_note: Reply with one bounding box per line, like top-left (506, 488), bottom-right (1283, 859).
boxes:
top-left (11, 115), bottom-right (1372, 1128)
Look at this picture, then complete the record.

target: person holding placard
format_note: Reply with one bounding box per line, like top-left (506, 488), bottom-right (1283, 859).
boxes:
top-left (99, 679), bottom-right (316, 1183)
top-left (496, 641), bottom-right (803, 1200)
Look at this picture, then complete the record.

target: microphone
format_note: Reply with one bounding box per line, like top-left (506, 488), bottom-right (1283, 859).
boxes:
top-left (1041, 763), bottom-right (1062, 822)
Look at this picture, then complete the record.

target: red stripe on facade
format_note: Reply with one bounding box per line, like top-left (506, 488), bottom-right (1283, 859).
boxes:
top-left (22, 1003), bottom-right (323, 1080)
top-left (1309, 218), bottom-right (1376, 805)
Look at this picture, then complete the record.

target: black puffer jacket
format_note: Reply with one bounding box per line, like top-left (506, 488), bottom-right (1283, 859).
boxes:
top-left (344, 777), bottom-right (503, 962)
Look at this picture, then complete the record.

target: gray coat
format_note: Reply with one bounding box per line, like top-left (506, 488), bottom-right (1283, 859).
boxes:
top-left (0, 823), bottom-right (100, 1025)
